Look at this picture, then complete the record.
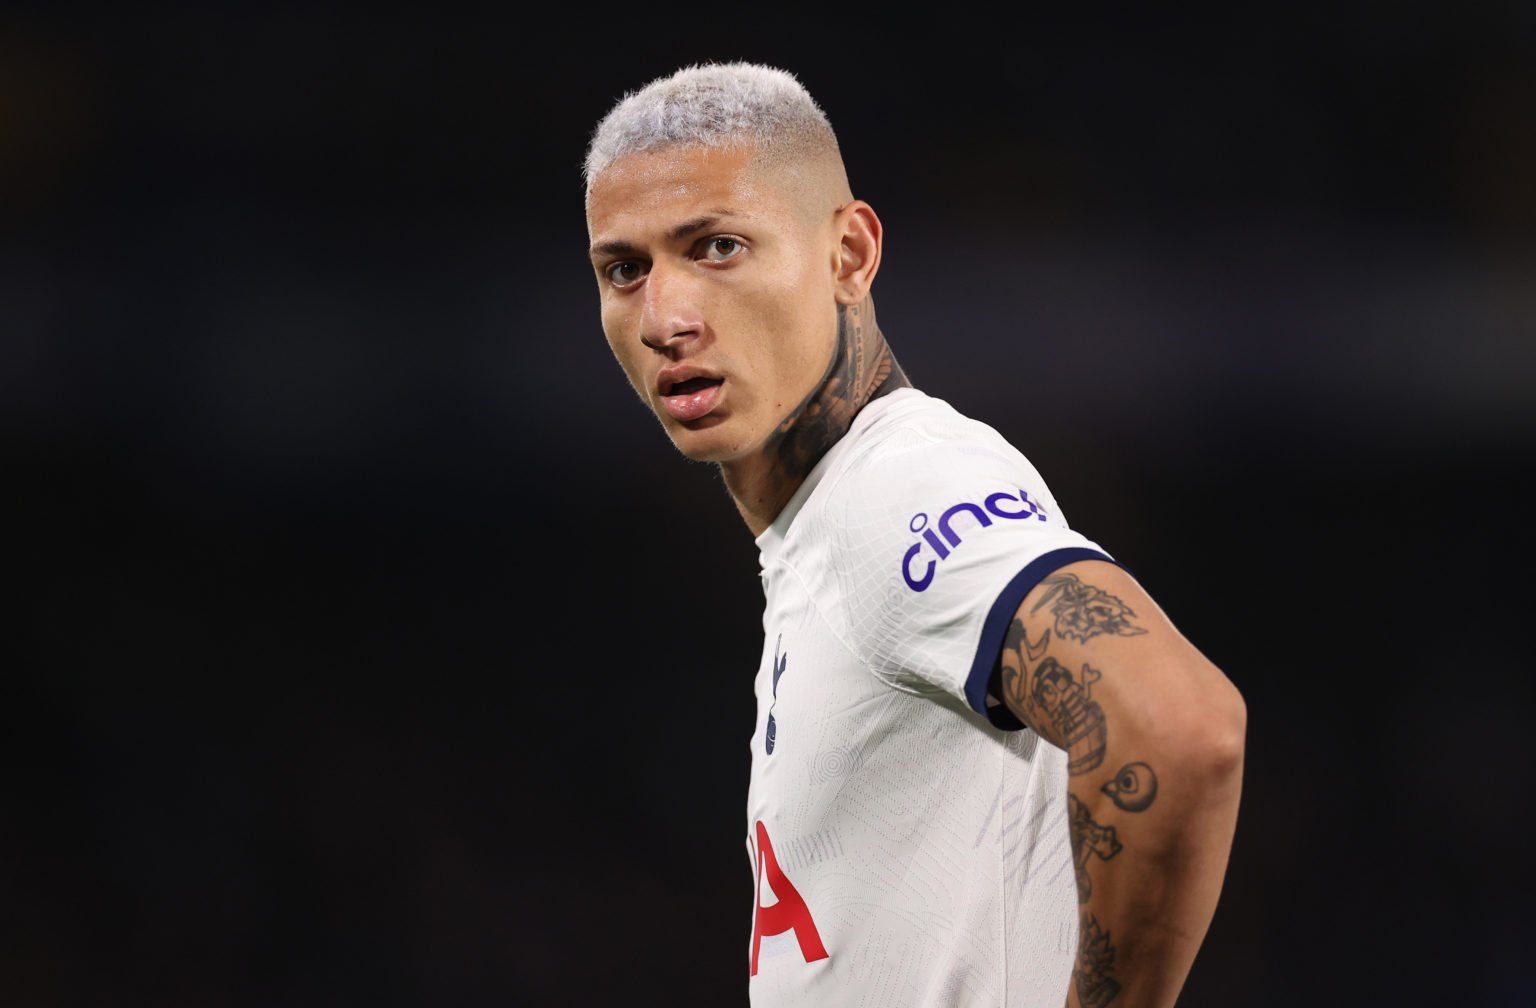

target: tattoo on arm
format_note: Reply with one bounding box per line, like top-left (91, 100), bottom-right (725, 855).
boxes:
top-left (1065, 768), bottom-right (1152, 1007)
top-left (998, 620), bottom-right (1108, 775)
top-left (1101, 762), bottom-right (1159, 812)
top-left (1038, 658), bottom-right (1108, 775)
top-left (1031, 573), bottom-right (1148, 644)
top-left (1074, 914), bottom-right (1122, 1008)
top-left (1067, 793), bottom-right (1122, 903)
top-left (1024, 625), bottom-right (1050, 663)
top-left (996, 575), bottom-right (1158, 1008)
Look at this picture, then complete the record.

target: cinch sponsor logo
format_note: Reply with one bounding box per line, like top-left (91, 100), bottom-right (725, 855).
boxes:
top-left (901, 490), bottom-right (1050, 592)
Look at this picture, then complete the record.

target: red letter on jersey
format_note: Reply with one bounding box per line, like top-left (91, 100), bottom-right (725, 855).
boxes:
top-left (750, 819), bottom-right (829, 976)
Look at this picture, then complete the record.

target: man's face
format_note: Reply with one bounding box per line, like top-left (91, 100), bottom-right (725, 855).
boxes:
top-left (586, 145), bottom-right (840, 464)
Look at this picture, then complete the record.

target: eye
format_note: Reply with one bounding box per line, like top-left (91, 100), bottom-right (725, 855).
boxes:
top-left (604, 261), bottom-right (645, 287)
top-left (701, 237), bottom-right (744, 263)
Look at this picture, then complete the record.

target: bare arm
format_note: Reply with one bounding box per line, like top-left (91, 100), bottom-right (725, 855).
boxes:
top-left (994, 560), bottom-right (1245, 1007)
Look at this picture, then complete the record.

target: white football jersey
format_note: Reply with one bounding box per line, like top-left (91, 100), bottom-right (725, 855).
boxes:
top-left (746, 388), bottom-right (1115, 1007)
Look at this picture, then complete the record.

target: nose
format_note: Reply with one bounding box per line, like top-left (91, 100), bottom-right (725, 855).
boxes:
top-left (638, 264), bottom-right (703, 352)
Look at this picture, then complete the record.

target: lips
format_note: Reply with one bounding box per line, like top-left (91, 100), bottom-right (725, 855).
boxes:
top-left (657, 367), bottom-right (725, 423)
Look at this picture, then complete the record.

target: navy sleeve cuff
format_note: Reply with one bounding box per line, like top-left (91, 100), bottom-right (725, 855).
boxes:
top-left (963, 547), bottom-right (1120, 730)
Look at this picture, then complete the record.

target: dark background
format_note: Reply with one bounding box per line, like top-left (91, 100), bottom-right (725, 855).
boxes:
top-left (6, 4), bottom-right (1534, 1005)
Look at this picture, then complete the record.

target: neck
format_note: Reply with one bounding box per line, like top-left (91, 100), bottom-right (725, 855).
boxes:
top-left (721, 295), bottom-right (911, 536)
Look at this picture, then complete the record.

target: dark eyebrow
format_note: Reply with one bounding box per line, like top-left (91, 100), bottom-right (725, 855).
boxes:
top-left (665, 214), bottom-right (724, 242)
top-left (588, 211), bottom-right (738, 261)
top-left (589, 238), bottom-right (641, 261)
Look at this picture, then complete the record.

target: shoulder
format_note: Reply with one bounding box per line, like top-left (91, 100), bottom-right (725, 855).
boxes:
top-left (792, 390), bottom-right (1075, 575)
top-left (827, 390), bottom-right (1054, 514)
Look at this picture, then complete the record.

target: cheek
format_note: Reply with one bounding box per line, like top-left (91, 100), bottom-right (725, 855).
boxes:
top-left (603, 321), bottom-right (648, 393)
top-left (740, 275), bottom-right (838, 393)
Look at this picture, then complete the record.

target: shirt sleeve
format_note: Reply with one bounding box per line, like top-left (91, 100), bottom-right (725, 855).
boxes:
top-left (824, 435), bottom-right (1117, 729)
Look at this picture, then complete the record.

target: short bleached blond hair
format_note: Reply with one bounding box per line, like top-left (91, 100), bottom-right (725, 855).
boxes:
top-left (582, 61), bottom-right (843, 198)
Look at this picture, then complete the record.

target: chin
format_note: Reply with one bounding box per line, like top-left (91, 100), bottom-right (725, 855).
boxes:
top-left (666, 417), bottom-right (750, 464)
top-left (669, 436), bottom-right (734, 464)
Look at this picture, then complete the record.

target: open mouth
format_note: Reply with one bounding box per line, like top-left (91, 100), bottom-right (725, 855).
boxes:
top-left (665, 376), bottom-right (723, 396)
top-left (660, 376), bottom-right (725, 422)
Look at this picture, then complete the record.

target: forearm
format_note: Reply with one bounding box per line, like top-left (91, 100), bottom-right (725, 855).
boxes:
top-left (1066, 739), bottom-right (1244, 1008)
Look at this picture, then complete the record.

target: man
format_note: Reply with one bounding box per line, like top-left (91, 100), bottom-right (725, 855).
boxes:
top-left (582, 62), bottom-right (1245, 1007)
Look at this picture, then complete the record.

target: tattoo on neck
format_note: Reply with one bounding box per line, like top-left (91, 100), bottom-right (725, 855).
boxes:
top-left (760, 296), bottom-right (911, 484)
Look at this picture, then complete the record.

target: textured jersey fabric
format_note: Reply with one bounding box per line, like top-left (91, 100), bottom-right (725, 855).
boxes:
top-left (746, 388), bottom-right (1115, 1007)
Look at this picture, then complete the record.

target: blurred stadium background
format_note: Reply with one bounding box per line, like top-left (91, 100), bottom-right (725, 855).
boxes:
top-left (6, 5), bottom-right (1533, 1005)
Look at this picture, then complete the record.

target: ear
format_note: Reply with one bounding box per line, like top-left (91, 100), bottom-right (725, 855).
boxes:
top-left (831, 200), bottom-right (882, 305)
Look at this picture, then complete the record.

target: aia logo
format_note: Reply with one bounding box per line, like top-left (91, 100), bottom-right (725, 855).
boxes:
top-left (901, 489), bottom-right (1050, 592)
top-left (765, 634), bottom-right (787, 755)
top-left (749, 820), bottom-right (829, 976)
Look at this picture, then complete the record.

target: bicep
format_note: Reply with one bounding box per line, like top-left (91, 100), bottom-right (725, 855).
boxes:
top-left (993, 559), bottom-right (1241, 772)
